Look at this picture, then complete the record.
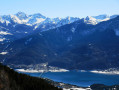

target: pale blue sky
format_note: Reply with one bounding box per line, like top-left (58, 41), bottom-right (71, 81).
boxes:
top-left (0, 0), bottom-right (119, 18)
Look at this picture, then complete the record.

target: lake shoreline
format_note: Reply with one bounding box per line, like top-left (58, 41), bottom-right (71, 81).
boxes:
top-left (44, 78), bottom-right (90, 90)
top-left (45, 78), bottom-right (119, 90)
top-left (16, 68), bottom-right (119, 75)
top-left (16, 70), bottom-right (119, 90)
top-left (15, 68), bottom-right (69, 73)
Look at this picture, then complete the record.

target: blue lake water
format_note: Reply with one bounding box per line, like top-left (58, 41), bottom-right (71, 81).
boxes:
top-left (23, 71), bottom-right (119, 87)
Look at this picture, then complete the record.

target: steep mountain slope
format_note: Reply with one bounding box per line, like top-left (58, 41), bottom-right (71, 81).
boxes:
top-left (1, 16), bottom-right (119, 70)
top-left (0, 19), bottom-right (93, 65)
top-left (0, 12), bottom-right (117, 45)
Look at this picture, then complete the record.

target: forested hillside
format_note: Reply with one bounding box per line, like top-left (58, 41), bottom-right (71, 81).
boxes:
top-left (0, 63), bottom-right (61, 90)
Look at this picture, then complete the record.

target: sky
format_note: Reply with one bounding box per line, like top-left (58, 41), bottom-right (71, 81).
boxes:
top-left (0, 0), bottom-right (119, 18)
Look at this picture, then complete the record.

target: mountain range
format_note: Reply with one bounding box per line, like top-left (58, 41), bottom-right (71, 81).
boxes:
top-left (0, 12), bottom-right (118, 42)
top-left (0, 12), bottom-right (119, 70)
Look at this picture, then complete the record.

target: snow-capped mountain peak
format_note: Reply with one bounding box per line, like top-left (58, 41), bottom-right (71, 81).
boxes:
top-left (84, 14), bottom-right (118, 25)
top-left (0, 12), bottom-right (118, 30)
top-left (84, 16), bottom-right (97, 25)
top-left (15, 12), bottom-right (28, 20)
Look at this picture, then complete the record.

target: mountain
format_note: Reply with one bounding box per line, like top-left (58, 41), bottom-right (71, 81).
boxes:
top-left (0, 15), bottom-right (119, 70)
top-left (0, 12), bottom-right (79, 30)
top-left (84, 14), bottom-right (118, 25)
top-left (0, 12), bottom-right (117, 44)
top-left (0, 12), bottom-right (117, 29)
top-left (0, 12), bottom-right (80, 44)
top-left (0, 12), bottom-right (119, 70)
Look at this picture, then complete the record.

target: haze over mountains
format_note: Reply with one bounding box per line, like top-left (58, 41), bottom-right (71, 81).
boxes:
top-left (0, 12), bottom-right (119, 70)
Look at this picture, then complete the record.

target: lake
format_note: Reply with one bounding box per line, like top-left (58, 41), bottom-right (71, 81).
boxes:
top-left (23, 71), bottom-right (119, 87)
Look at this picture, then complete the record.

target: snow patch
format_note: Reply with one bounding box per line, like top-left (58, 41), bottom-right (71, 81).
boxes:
top-left (0, 52), bottom-right (8, 55)
top-left (0, 38), bottom-right (5, 42)
top-left (25, 32), bottom-right (28, 34)
top-left (36, 18), bottom-right (45, 24)
top-left (0, 31), bottom-right (12, 35)
top-left (25, 38), bottom-right (32, 44)
top-left (84, 15), bottom-right (111, 25)
top-left (71, 27), bottom-right (75, 33)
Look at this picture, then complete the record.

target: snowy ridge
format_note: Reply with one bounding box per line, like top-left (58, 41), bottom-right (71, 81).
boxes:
top-left (84, 14), bottom-right (118, 25)
top-left (0, 12), bottom-right (80, 30)
top-left (0, 12), bottom-right (118, 30)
